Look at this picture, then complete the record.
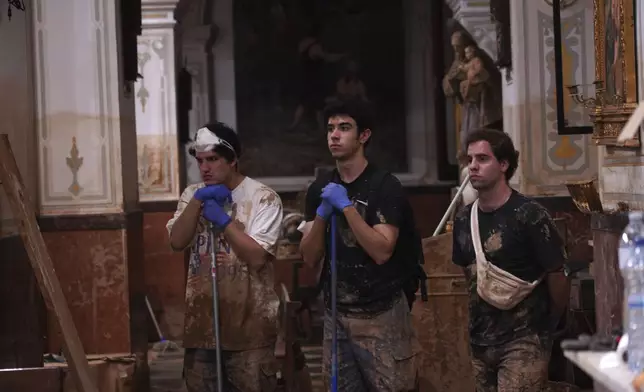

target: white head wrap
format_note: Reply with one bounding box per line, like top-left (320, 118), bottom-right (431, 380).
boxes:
top-left (188, 127), bottom-right (237, 156)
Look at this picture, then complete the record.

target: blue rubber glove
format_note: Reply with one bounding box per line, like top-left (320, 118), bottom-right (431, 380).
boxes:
top-left (202, 199), bottom-right (232, 229)
top-left (316, 200), bottom-right (333, 220)
top-left (194, 184), bottom-right (232, 206)
top-left (321, 183), bottom-right (352, 211)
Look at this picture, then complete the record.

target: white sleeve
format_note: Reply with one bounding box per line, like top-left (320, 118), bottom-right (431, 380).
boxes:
top-left (247, 190), bottom-right (284, 256)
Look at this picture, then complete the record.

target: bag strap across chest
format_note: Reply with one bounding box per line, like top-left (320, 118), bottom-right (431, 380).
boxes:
top-left (470, 199), bottom-right (543, 285)
top-left (470, 200), bottom-right (489, 271)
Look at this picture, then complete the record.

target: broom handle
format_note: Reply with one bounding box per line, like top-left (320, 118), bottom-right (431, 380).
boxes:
top-left (209, 226), bottom-right (224, 392)
top-left (432, 173), bottom-right (471, 237)
top-left (145, 295), bottom-right (165, 341)
top-left (330, 214), bottom-right (338, 392)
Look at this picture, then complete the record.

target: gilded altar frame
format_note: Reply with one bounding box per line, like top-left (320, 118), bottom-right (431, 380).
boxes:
top-left (591, 0), bottom-right (639, 146)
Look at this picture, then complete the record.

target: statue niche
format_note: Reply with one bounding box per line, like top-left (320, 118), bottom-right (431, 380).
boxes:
top-left (443, 31), bottom-right (503, 155)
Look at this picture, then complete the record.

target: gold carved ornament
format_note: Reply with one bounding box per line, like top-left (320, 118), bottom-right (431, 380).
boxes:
top-left (570, 0), bottom-right (640, 147)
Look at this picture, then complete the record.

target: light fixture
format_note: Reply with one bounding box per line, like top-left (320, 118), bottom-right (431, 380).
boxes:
top-left (566, 80), bottom-right (626, 109)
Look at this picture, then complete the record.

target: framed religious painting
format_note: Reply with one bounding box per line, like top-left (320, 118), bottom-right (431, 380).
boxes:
top-left (231, 0), bottom-right (409, 179)
top-left (591, 0), bottom-right (639, 146)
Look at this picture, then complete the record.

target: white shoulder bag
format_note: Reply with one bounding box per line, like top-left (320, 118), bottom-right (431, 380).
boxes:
top-left (471, 200), bottom-right (543, 310)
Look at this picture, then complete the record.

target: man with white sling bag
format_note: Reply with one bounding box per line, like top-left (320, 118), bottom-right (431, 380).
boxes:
top-left (451, 128), bottom-right (570, 392)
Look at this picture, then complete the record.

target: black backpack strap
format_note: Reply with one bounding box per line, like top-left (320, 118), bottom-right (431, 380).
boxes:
top-left (366, 169), bottom-right (389, 216)
top-left (314, 167), bottom-right (338, 188)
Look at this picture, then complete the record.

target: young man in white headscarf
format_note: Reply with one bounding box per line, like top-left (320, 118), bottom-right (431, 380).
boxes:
top-left (166, 122), bottom-right (284, 392)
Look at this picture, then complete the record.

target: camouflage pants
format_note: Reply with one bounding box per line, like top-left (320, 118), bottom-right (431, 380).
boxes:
top-left (183, 346), bottom-right (279, 392)
top-left (471, 333), bottom-right (552, 392)
top-left (322, 295), bottom-right (420, 392)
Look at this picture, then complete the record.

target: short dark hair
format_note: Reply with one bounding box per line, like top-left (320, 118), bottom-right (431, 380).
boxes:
top-left (188, 121), bottom-right (241, 163)
top-left (464, 128), bottom-right (519, 181)
top-left (323, 101), bottom-right (374, 145)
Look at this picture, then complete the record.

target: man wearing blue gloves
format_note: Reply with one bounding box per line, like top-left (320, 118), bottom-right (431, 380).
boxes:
top-left (299, 102), bottom-right (419, 391)
top-left (166, 122), bottom-right (283, 392)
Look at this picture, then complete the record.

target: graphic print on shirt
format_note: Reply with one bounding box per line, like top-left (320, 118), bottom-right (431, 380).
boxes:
top-left (483, 230), bottom-right (503, 253)
top-left (167, 179), bottom-right (282, 351)
top-left (187, 206), bottom-right (248, 283)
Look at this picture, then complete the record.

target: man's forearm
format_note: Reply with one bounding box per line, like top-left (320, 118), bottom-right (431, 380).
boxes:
top-left (343, 206), bottom-right (393, 264)
top-left (300, 217), bottom-right (327, 269)
top-left (223, 222), bottom-right (269, 270)
top-left (169, 198), bottom-right (203, 250)
top-left (547, 270), bottom-right (570, 319)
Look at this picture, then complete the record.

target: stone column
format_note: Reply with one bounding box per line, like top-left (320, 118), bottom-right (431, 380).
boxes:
top-left (503, 0), bottom-right (597, 195)
top-left (135, 0), bottom-right (181, 202)
top-left (30, 0), bottom-right (147, 384)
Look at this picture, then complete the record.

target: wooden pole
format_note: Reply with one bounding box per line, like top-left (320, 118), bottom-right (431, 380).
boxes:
top-left (0, 134), bottom-right (97, 392)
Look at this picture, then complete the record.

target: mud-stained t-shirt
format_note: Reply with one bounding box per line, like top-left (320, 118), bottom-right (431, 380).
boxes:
top-left (166, 177), bottom-right (283, 351)
top-left (451, 190), bottom-right (567, 346)
top-left (303, 165), bottom-right (408, 316)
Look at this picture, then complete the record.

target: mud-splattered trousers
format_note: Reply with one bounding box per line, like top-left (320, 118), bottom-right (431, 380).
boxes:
top-left (471, 333), bottom-right (552, 392)
top-left (322, 294), bottom-right (420, 391)
top-left (183, 346), bottom-right (279, 392)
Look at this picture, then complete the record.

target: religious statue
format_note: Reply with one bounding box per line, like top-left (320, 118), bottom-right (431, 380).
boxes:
top-left (443, 30), bottom-right (503, 206)
top-left (459, 46), bottom-right (488, 102)
top-left (442, 31), bottom-right (503, 154)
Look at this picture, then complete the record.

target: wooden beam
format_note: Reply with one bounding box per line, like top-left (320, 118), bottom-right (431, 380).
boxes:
top-left (0, 134), bottom-right (97, 392)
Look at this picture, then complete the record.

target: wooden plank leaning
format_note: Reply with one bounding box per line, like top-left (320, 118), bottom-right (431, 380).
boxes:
top-left (0, 134), bottom-right (97, 392)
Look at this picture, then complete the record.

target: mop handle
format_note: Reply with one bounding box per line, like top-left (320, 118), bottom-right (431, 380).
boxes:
top-left (330, 214), bottom-right (338, 392)
top-left (209, 225), bottom-right (224, 392)
top-left (432, 173), bottom-right (471, 237)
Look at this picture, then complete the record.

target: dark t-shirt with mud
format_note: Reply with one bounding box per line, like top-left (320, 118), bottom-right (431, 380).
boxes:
top-left (452, 191), bottom-right (567, 346)
top-left (304, 165), bottom-right (408, 316)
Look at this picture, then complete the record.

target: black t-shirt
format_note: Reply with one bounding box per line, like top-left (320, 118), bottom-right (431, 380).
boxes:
top-left (452, 190), bottom-right (567, 346)
top-left (304, 164), bottom-right (408, 316)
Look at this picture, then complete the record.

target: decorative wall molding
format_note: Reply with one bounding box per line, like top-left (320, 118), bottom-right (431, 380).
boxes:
top-left (142, 0), bottom-right (180, 27)
top-left (135, 30), bottom-right (180, 201)
top-left (445, 0), bottom-right (498, 61)
top-left (33, 0), bottom-right (124, 214)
